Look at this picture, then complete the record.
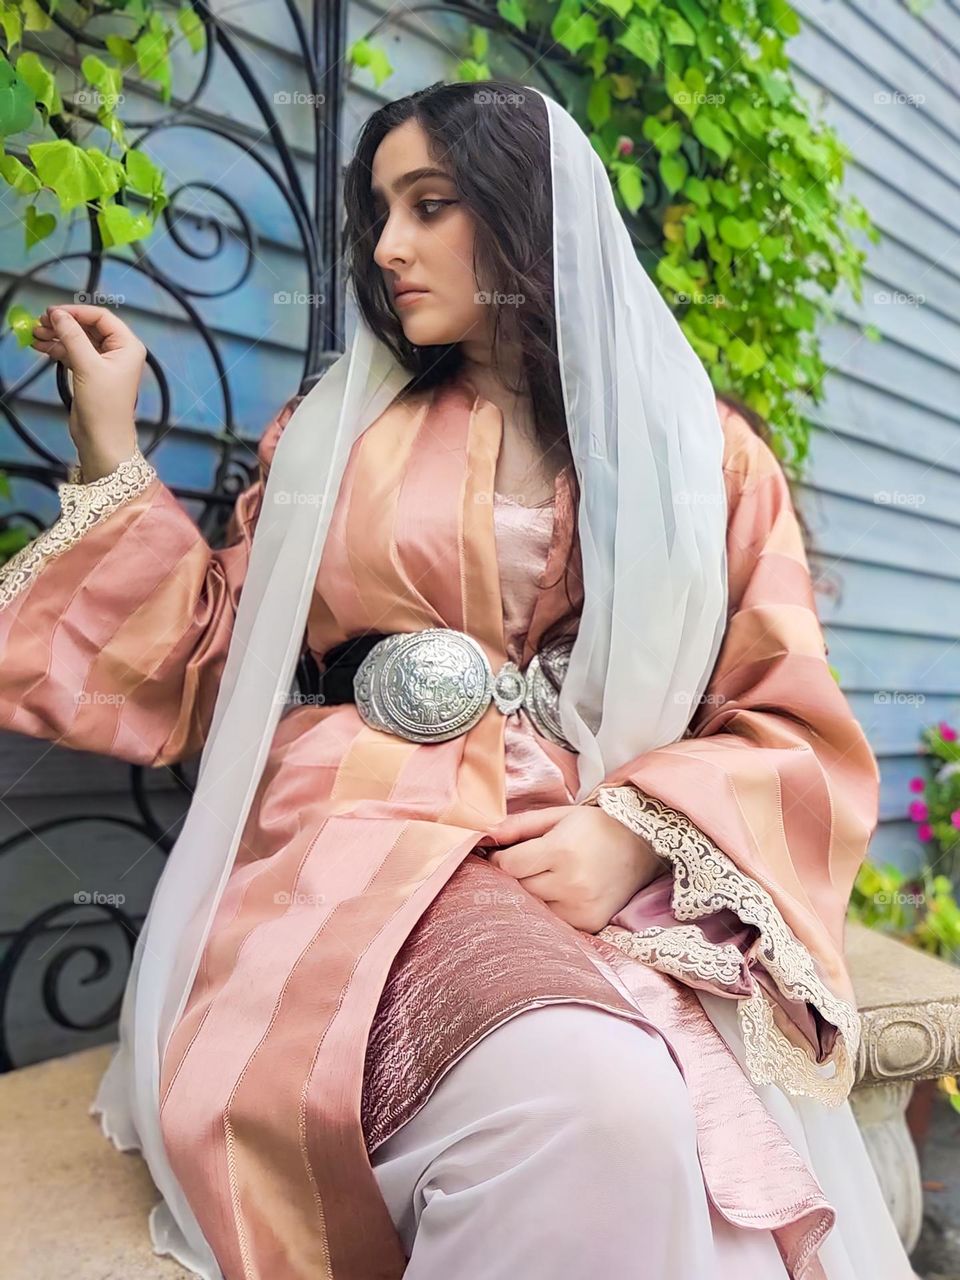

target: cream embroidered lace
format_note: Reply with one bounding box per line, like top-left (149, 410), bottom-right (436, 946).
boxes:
top-left (0, 448), bottom-right (158, 610)
top-left (593, 784), bottom-right (860, 1106)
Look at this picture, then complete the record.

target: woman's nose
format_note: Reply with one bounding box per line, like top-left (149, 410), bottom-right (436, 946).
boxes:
top-left (373, 218), bottom-right (412, 273)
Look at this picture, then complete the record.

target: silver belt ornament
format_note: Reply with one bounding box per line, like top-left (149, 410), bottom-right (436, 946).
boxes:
top-left (353, 627), bottom-right (575, 750)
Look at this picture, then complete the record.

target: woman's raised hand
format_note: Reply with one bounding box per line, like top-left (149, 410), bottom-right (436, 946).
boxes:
top-left (31, 303), bottom-right (146, 482)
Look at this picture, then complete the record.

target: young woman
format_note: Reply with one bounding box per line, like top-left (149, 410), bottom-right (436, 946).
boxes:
top-left (4, 81), bottom-right (915, 1280)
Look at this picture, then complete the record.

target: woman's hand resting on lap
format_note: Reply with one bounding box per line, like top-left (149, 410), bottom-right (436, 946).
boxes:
top-left (481, 803), bottom-right (664, 934)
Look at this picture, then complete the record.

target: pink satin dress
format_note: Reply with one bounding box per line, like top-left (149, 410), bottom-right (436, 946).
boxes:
top-left (360, 488), bottom-right (832, 1280)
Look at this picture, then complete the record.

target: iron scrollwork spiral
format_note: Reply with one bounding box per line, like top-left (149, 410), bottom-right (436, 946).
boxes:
top-left (0, 0), bottom-right (585, 1069)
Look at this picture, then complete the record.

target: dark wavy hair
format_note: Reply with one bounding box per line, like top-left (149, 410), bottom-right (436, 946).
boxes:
top-left (341, 78), bottom-right (815, 676)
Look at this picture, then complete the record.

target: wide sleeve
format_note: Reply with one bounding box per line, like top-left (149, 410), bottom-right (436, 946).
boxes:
top-left (0, 393), bottom-right (303, 768)
top-left (584, 405), bottom-right (879, 1106)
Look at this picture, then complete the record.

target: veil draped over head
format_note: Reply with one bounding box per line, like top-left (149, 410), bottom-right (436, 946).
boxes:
top-left (91, 87), bottom-right (729, 1273)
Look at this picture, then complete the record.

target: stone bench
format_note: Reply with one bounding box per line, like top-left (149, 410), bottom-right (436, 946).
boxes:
top-left (0, 1042), bottom-right (190, 1279)
top-left (0, 922), bottom-right (956, 1276)
top-left (846, 919), bottom-right (960, 1259)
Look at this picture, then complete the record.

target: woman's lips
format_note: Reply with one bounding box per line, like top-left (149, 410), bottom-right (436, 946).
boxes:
top-left (395, 289), bottom-right (430, 309)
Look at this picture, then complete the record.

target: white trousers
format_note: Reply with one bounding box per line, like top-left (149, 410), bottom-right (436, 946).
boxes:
top-left (370, 1003), bottom-right (790, 1278)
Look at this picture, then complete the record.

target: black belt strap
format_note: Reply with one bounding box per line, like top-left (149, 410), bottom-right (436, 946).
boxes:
top-left (318, 632), bottom-right (391, 703)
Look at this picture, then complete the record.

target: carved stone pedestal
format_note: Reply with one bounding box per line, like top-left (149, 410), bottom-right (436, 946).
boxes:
top-left (846, 921), bottom-right (960, 1257)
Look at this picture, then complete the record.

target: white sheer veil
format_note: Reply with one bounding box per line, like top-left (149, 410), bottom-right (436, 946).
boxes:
top-left (90, 85), bottom-right (729, 1276)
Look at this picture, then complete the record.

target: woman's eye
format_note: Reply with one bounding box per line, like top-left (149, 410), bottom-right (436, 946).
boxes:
top-left (417, 198), bottom-right (454, 218)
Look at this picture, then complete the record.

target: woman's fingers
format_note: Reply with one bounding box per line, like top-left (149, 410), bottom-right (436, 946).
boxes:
top-left (50, 302), bottom-right (131, 343)
top-left (43, 308), bottom-right (98, 373)
top-left (487, 833), bottom-right (553, 878)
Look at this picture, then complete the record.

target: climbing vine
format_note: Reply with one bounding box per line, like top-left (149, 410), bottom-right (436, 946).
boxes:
top-left (355, 0), bottom-right (882, 472)
top-left (0, 0), bottom-right (204, 320)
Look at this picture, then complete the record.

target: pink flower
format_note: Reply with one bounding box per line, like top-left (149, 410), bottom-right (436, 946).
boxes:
top-left (918, 823), bottom-right (933, 841)
top-left (939, 721), bottom-right (957, 741)
top-left (908, 800), bottom-right (929, 823)
top-left (616, 135), bottom-right (635, 158)
top-left (909, 776), bottom-right (926, 793)
top-left (952, 810), bottom-right (960, 829)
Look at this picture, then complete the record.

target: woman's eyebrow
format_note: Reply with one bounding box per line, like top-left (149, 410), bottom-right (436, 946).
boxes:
top-left (370, 167), bottom-right (454, 199)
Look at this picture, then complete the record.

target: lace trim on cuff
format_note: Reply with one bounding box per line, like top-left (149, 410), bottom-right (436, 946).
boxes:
top-left (593, 784), bottom-right (860, 1107)
top-left (0, 448), bottom-right (158, 610)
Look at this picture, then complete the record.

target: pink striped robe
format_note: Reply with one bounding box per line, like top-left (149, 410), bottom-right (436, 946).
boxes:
top-left (0, 373), bottom-right (878, 1279)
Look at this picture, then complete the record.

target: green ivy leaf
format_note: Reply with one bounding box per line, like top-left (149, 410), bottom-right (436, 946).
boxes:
top-left (661, 9), bottom-right (696, 45)
top-left (24, 202), bottom-right (56, 248)
top-left (587, 78), bottom-right (611, 128)
top-left (718, 214), bottom-right (760, 248)
top-left (728, 336), bottom-right (767, 375)
top-left (0, 58), bottom-right (36, 136)
top-left (7, 303), bottom-right (38, 347)
top-left (597, 0), bottom-right (631, 18)
top-left (659, 151), bottom-right (688, 194)
top-left (0, 6), bottom-right (24, 49)
top-left (134, 16), bottom-right (172, 102)
top-left (692, 114), bottom-right (731, 160)
top-left (614, 161), bottom-right (644, 213)
top-left (496, 0), bottom-right (527, 30)
top-left (105, 35), bottom-right (139, 69)
top-left (469, 26), bottom-right (489, 59)
top-left (0, 151), bottom-right (40, 194)
top-left (97, 200), bottom-right (154, 248)
top-left (656, 256), bottom-right (698, 294)
top-left (21, 0), bottom-right (52, 32)
top-left (682, 174), bottom-right (710, 205)
top-left (351, 39), bottom-right (393, 87)
top-left (80, 55), bottom-right (123, 112)
top-left (15, 51), bottom-right (62, 117)
top-left (675, 0), bottom-right (707, 31)
top-left (177, 4), bottom-right (206, 54)
top-left (87, 147), bottom-right (126, 198)
top-left (125, 147), bottom-right (162, 197)
top-left (768, 0), bottom-right (802, 37)
top-left (551, 0), bottom-right (598, 54)
top-left (27, 139), bottom-right (103, 210)
top-left (616, 17), bottom-right (659, 69)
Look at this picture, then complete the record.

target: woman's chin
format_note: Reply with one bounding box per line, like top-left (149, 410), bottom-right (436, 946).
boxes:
top-left (399, 319), bottom-right (461, 346)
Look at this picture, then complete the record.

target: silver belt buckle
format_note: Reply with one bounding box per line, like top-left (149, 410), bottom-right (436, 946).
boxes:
top-left (353, 628), bottom-right (574, 749)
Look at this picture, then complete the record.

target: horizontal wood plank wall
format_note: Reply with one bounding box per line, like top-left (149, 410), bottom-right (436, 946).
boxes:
top-left (787, 0), bottom-right (960, 876)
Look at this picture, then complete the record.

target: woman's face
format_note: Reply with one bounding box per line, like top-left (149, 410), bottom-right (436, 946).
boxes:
top-left (371, 120), bottom-right (490, 348)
